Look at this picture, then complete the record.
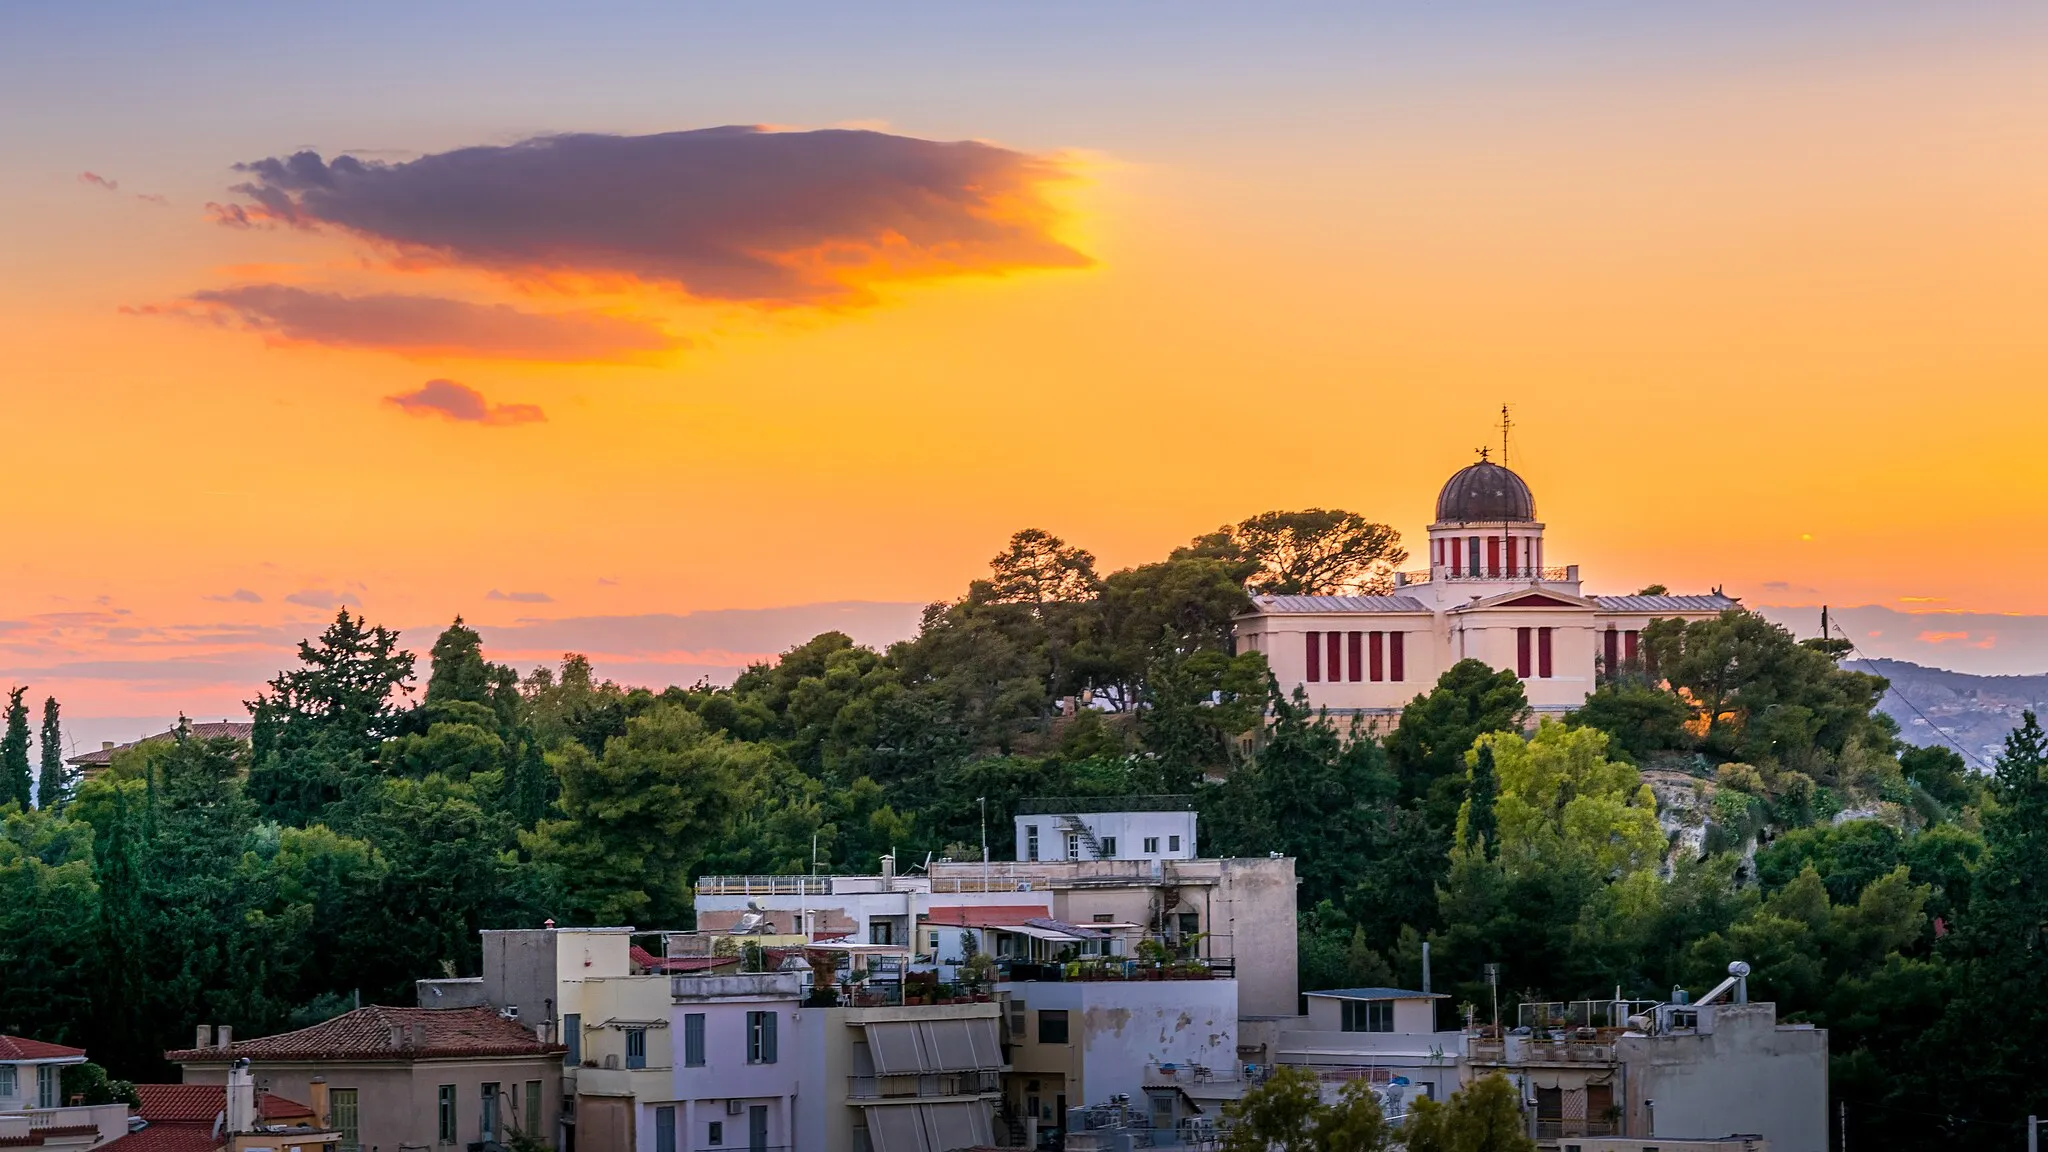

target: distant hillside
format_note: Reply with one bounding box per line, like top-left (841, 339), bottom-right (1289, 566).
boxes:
top-left (1846, 657), bottom-right (2048, 768)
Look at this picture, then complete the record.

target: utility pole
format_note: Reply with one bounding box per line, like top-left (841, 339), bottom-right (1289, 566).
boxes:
top-left (1839, 1101), bottom-right (1846, 1152)
top-left (2027, 1113), bottom-right (2037, 1152)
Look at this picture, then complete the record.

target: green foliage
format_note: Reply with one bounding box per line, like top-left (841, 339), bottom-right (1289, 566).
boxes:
top-left (1179, 508), bottom-right (1407, 596)
top-left (1402, 1073), bottom-right (1536, 1152)
top-left (36, 697), bottom-right (67, 810)
top-left (3, 686), bottom-right (31, 810)
top-left (1384, 660), bottom-right (1530, 829)
top-left (60, 1061), bottom-right (138, 1107)
top-left (247, 611), bottom-right (417, 825)
top-left (1566, 680), bottom-right (1690, 760)
top-left (1464, 722), bottom-right (1663, 878)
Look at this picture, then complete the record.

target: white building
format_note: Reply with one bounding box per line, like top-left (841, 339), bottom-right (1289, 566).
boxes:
top-left (1013, 799), bottom-right (1197, 863)
top-left (1232, 458), bottom-right (1736, 718)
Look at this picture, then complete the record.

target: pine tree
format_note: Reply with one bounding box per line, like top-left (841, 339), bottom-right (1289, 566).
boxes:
top-left (36, 696), bottom-right (67, 810)
top-left (425, 617), bottom-right (491, 707)
top-left (2, 686), bottom-right (31, 809)
top-left (1463, 742), bottom-right (1499, 858)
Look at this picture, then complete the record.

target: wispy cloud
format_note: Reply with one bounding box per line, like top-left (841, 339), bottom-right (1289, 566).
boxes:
top-left (131, 285), bottom-right (679, 363)
top-left (283, 588), bottom-right (352, 609)
top-left (204, 589), bottom-right (264, 604)
top-left (215, 126), bottom-right (1089, 307)
top-left (486, 589), bottom-right (554, 603)
top-left (387, 379), bottom-right (545, 426)
top-left (78, 171), bottom-right (119, 192)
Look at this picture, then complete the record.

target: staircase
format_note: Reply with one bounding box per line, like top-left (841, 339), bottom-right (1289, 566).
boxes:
top-left (995, 1097), bottom-right (1027, 1146)
top-left (1055, 814), bottom-right (1103, 859)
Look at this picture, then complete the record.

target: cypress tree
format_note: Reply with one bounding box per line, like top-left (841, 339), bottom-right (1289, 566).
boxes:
top-left (36, 696), bottom-right (67, 809)
top-left (2, 686), bottom-right (31, 809)
top-left (1463, 741), bottom-right (1499, 859)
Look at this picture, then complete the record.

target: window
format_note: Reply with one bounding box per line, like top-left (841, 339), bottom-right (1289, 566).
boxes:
top-left (626, 1027), bottom-right (647, 1070)
top-left (480, 1083), bottom-right (499, 1143)
top-left (685, 1013), bottom-right (706, 1067)
top-left (1304, 631), bottom-right (1321, 682)
top-left (331, 1088), bottom-right (360, 1152)
top-left (655, 1106), bottom-right (676, 1152)
top-left (0, 1064), bottom-right (14, 1097)
top-left (1604, 628), bottom-right (1619, 673)
top-left (438, 1085), bottom-right (457, 1144)
top-left (1389, 632), bottom-right (1405, 681)
top-left (1468, 536), bottom-right (1481, 576)
top-left (747, 1010), bottom-right (779, 1064)
top-left (869, 920), bottom-right (894, 945)
top-left (1516, 627), bottom-right (1532, 678)
top-left (1010, 1000), bottom-right (1028, 1036)
top-left (1066, 833), bottom-right (1080, 861)
top-left (1178, 912), bottom-right (1201, 937)
top-left (1168, 834), bottom-right (1180, 853)
top-left (524, 1081), bottom-right (541, 1135)
top-left (1449, 537), bottom-right (1461, 572)
top-left (1327, 632), bottom-right (1342, 685)
top-left (1347, 631), bottom-right (1362, 681)
top-left (1487, 536), bottom-right (1501, 576)
top-left (929, 931), bottom-right (940, 951)
top-left (1038, 1009), bottom-right (1070, 1044)
top-left (1142, 836), bottom-right (1159, 854)
top-left (1093, 913), bottom-right (1113, 923)
top-left (1341, 1000), bottom-right (1394, 1032)
top-left (1538, 627), bottom-right (1553, 679)
top-left (564, 1013), bottom-right (582, 1065)
top-left (1369, 631), bottom-right (1384, 681)
top-left (1100, 836), bottom-right (1116, 858)
top-left (708, 1121), bottom-right (724, 1147)
top-left (35, 1065), bottom-right (57, 1109)
top-left (1026, 824), bottom-right (1040, 861)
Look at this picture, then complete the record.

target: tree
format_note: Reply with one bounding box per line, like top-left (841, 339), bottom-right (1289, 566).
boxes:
top-left (36, 696), bottom-right (68, 810)
top-left (984, 529), bottom-right (1099, 606)
top-left (1384, 660), bottom-right (1530, 830)
top-left (1403, 1073), bottom-right (1536, 1152)
top-left (1463, 742), bottom-right (1498, 858)
top-left (1221, 1065), bottom-right (1326, 1152)
top-left (246, 611), bottom-right (417, 824)
top-left (1464, 722), bottom-right (1663, 878)
top-left (1180, 509), bottom-right (1407, 596)
top-left (1566, 681), bottom-right (1690, 760)
top-left (425, 617), bottom-right (494, 708)
top-left (2, 687), bottom-right (30, 810)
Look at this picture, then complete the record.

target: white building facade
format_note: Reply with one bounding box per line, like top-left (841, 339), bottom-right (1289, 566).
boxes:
top-left (1232, 458), bottom-right (1736, 718)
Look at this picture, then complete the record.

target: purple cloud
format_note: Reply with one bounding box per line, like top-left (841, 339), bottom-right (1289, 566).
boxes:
top-left (217, 127), bottom-right (1089, 305)
top-left (387, 379), bottom-right (545, 427)
top-left (78, 172), bottom-right (119, 192)
top-left (487, 589), bottom-right (555, 603)
top-left (284, 589), bottom-right (351, 609)
top-left (204, 589), bottom-right (264, 604)
top-left (140, 284), bottom-right (678, 362)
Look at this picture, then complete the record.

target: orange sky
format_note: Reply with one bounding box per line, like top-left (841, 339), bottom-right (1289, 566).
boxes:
top-left (7, 4), bottom-right (2048, 724)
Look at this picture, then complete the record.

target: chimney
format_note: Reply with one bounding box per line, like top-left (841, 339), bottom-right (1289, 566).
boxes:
top-left (308, 1078), bottom-right (330, 1129)
top-left (412, 1023), bottom-right (428, 1049)
top-left (388, 1024), bottom-right (404, 1049)
top-left (101, 741), bottom-right (115, 752)
top-left (225, 1060), bottom-right (255, 1136)
top-left (196, 1025), bottom-right (214, 1050)
top-left (217, 1025), bottom-right (232, 1049)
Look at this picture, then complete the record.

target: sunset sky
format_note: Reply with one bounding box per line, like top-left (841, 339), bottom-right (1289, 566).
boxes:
top-left (8, 2), bottom-right (2048, 742)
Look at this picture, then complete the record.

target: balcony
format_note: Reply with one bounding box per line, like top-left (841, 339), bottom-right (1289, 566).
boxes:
top-left (1001, 957), bottom-right (1233, 983)
top-left (1395, 566), bottom-right (1576, 586)
top-left (847, 1071), bottom-right (1002, 1101)
top-left (0, 1104), bottom-right (133, 1150)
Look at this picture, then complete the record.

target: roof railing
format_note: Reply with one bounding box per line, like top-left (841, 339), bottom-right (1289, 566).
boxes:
top-left (1015, 795), bottom-right (1195, 815)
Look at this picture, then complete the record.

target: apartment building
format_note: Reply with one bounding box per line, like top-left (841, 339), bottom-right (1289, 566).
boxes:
top-left (1273, 988), bottom-right (1465, 1106)
top-left (793, 1001), bottom-right (1004, 1152)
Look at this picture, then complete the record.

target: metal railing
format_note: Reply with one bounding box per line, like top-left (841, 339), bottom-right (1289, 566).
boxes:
top-left (1397, 566), bottom-right (1574, 585)
top-left (1016, 795), bottom-right (1194, 815)
top-left (693, 875), bottom-right (831, 896)
top-left (847, 1071), bottom-right (1002, 1100)
top-left (1002, 957), bottom-right (1233, 983)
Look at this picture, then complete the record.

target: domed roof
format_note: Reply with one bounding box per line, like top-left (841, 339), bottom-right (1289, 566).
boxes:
top-left (1436, 459), bottom-right (1536, 522)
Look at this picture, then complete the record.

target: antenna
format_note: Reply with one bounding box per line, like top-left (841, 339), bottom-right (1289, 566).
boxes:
top-left (1500, 404), bottom-right (1513, 465)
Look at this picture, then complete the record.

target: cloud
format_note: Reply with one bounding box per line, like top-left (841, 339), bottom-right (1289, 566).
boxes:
top-left (204, 589), bottom-right (264, 603)
top-left (387, 379), bottom-right (545, 426)
top-left (137, 284), bottom-right (678, 362)
top-left (486, 589), bottom-right (555, 603)
top-left (136, 193), bottom-right (170, 207)
top-left (218, 126), bottom-right (1089, 306)
top-left (283, 588), bottom-right (351, 609)
top-left (78, 172), bottom-right (119, 192)
top-left (1918, 630), bottom-right (1970, 644)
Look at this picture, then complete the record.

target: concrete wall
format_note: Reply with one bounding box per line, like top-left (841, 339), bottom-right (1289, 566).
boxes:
top-left (417, 977), bottom-right (488, 1009)
top-left (480, 929), bottom-right (560, 1024)
top-left (1008, 980), bottom-right (1238, 1110)
top-left (186, 1057), bottom-right (562, 1152)
top-left (1302, 995), bottom-right (1436, 1034)
top-left (1615, 1004), bottom-right (1826, 1152)
top-left (1211, 857), bottom-right (1299, 1017)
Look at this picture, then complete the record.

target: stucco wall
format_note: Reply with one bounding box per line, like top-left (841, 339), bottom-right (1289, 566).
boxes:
top-left (1009, 980), bottom-right (1237, 1109)
top-left (1616, 1004), bottom-right (1826, 1152)
top-left (186, 1057), bottom-right (561, 1152)
top-left (1213, 857), bottom-right (1299, 1017)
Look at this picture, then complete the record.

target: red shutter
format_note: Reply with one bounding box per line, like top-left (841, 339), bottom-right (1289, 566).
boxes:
top-left (1538, 627), bottom-right (1554, 679)
top-left (1504, 534), bottom-right (1515, 577)
top-left (1347, 632), bottom-right (1363, 681)
top-left (1516, 627), bottom-right (1532, 678)
top-left (1305, 632), bottom-right (1320, 682)
top-left (1389, 631), bottom-right (1405, 681)
top-left (1487, 536), bottom-right (1501, 577)
top-left (1369, 631), bottom-right (1384, 681)
top-left (1625, 630), bottom-right (1640, 665)
top-left (1604, 629), bottom-right (1620, 673)
top-left (1450, 538), bottom-right (1461, 572)
top-left (1328, 632), bottom-right (1343, 683)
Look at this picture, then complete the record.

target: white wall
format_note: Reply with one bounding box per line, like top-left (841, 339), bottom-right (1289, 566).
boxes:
top-left (1013, 811), bottom-right (1198, 862)
top-left (1616, 1004), bottom-right (1828, 1152)
top-left (1019, 980), bottom-right (1239, 1108)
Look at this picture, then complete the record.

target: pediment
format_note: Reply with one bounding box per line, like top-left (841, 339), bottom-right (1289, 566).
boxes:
top-left (1453, 587), bottom-right (1601, 612)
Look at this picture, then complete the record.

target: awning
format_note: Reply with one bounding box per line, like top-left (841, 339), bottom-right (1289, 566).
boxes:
top-left (864, 1018), bottom-right (1003, 1074)
top-left (1008, 924), bottom-right (1087, 942)
top-left (862, 1103), bottom-right (993, 1152)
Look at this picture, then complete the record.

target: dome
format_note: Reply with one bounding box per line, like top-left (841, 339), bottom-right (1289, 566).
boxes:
top-left (1436, 460), bottom-right (1536, 522)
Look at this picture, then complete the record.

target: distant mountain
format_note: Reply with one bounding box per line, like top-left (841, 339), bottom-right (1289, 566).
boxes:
top-left (1846, 657), bottom-right (2048, 769)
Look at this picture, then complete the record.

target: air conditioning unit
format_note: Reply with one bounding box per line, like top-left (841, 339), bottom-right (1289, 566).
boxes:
top-left (501, 1006), bottom-right (520, 1021)
top-left (725, 1101), bottom-right (745, 1117)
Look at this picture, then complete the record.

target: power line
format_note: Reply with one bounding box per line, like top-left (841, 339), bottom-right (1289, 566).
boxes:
top-left (1827, 620), bottom-right (1994, 773)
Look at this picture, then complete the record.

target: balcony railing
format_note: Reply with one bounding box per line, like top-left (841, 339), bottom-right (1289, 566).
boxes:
top-left (848, 1071), bottom-right (1002, 1100)
top-left (1016, 795), bottom-right (1194, 815)
top-left (1536, 1119), bottom-right (1618, 1139)
top-left (1002, 957), bottom-right (1233, 983)
top-left (1396, 566), bottom-right (1575, 586)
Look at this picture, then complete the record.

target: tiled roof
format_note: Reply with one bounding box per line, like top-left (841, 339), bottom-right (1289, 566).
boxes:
top-left (0, 1034), bottom-right (88, 1060)
top-left (1592, 594), bottom-right (1740, 614)
top-left (102, 1125), bottom-right (221, 1152)
top-left (66, 722), bottom-right (254, 767)
top-left (922, 905), bottom-right (1051, 928)
top-left (629, 946), bottom-right (739, 974)
top-left (1243, 595), bottom-right (1432, 615)
top-left (163, 1006), bottom-right (561, 1063)
top-left (133, 1085), bottom-right (315, 1124)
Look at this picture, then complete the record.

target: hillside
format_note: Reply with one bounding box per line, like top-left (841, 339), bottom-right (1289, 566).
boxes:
top-left (1847, 657), bottom-right (2048, 767)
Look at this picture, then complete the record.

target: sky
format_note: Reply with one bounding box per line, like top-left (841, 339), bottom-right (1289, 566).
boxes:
top-left (7, 2), bottom-right (2048, 747)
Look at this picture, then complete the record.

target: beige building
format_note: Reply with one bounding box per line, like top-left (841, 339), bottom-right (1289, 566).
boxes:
top-left (794, 1002), bottom-right (1003, 1152)
top-left (0, 1033), bottom-right (131, 1152)
top-left (168, 1008), bottom-right (565, 1152)
top-left (1231, 458), bottom-right (1735, 719)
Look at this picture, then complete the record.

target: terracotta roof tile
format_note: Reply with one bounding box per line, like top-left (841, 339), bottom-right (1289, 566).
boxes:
top-left (922, 905), bottom-right (1051, 928)
top-left (164, 1006), bottom-right (561, 1064)
top-left (629, 946), bottom-right (738, 974)
top-left (67, 723), bottom-right (254, 767)
top-left (0, 1034), bottom-right (88, 1060)
top-left (134, 1085), bottom-right (315, 1124)
top-left (105, 1124), bottom-right (223, 1152)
